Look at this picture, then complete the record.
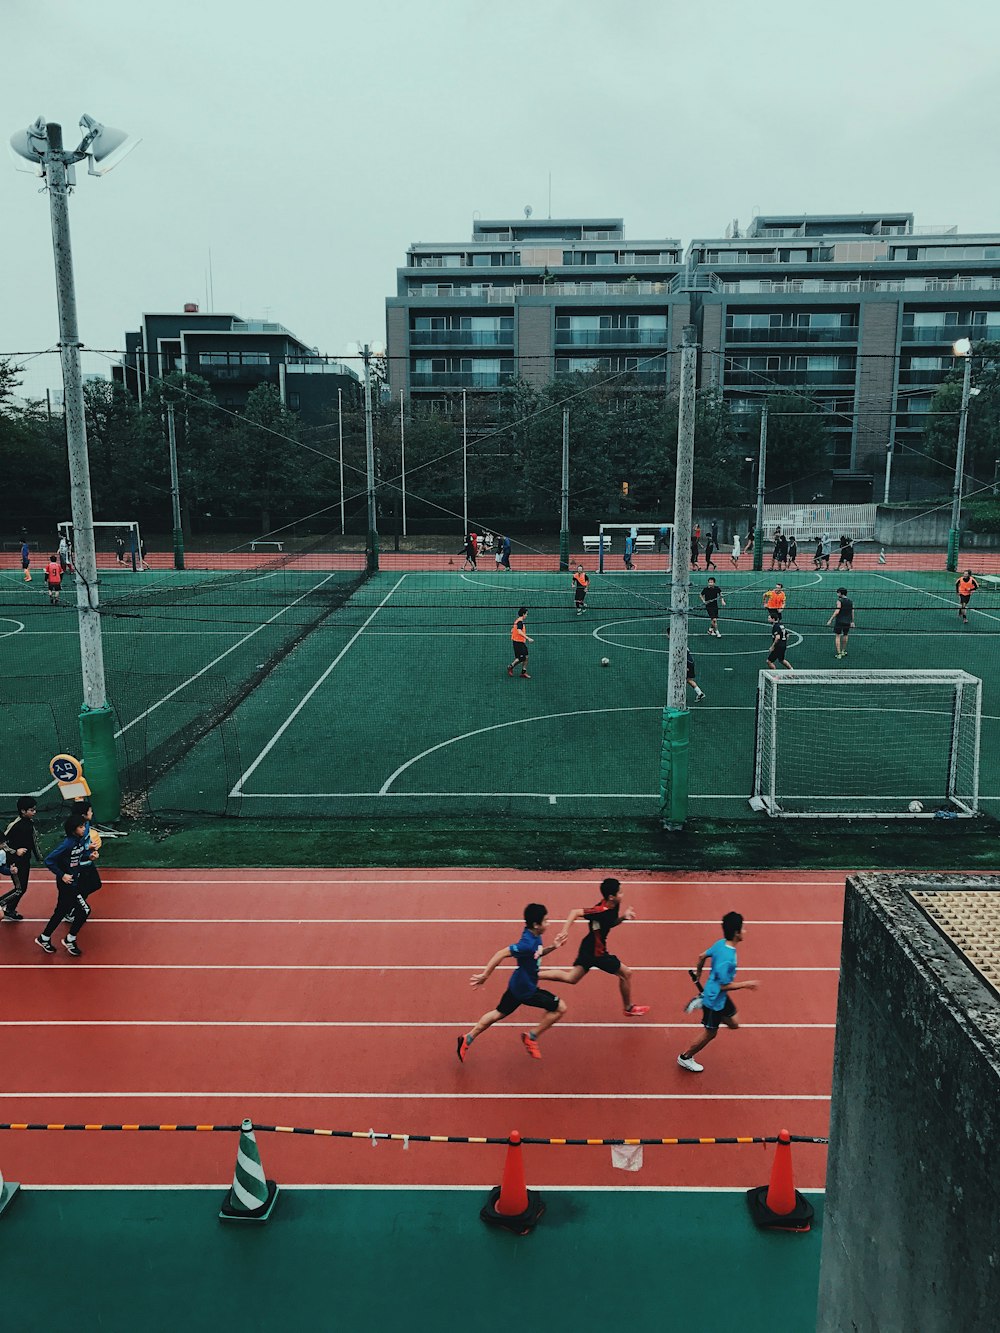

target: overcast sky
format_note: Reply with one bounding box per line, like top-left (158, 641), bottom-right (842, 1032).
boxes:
top-left (5, 0), bottom-right (1000, 399)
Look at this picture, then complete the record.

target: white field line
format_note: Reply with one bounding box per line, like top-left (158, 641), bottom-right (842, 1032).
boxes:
top-left (875, 571), bottom-right (1000, 625)
top-left (0, 1020), bottom-right (835, 1030)
top-left (231, 575), bottom-right (408, 797)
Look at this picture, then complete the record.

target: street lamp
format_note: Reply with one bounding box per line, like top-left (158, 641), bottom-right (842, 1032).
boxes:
top-left (948, 337), bottom-right (975, 572)
top-left (10, 115), bottom-right (138, 820)
top-left (355, 341), bottom-right (385, 573)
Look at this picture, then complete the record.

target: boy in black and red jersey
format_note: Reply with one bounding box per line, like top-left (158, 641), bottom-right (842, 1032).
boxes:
top-left (540, 877), bottom-right (650, 1017)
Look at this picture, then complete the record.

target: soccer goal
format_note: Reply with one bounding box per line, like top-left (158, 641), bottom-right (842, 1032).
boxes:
top-left (58, 521), bottom-right (144, 572)
top-left (750, 669), bottom-right (982, 818)
top-left (596, 523), bottom-right (673, 573)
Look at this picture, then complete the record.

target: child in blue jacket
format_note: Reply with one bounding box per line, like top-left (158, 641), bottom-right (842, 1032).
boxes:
top-left (36, 814), bottom-right (92, 958)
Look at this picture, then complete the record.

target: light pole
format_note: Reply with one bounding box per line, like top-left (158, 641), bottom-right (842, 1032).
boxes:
top-left (166, 403), bottom-right (184, 569)
top-left (360, 343), bottom-right (379, 573)
top-left (752, 403), bottom-right (767, 571)
top-left (948, 337), bottom-right (974, 572)
top-left (10, 115), bottom-right (137, 821)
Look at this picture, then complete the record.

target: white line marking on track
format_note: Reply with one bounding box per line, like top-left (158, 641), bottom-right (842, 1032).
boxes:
top-left (0, 964), bottom-right (840, 972)
top-left (22, 1185), bottom-right (828, 1193)
top-left (0, 1091), bottom-right (832, 1101)
top-left (11, 917), bottom-right (844, 926)
top-left (0, 1021), bottom-right (835, 1030)
top-left (232, 574), bottom-right (408, 797)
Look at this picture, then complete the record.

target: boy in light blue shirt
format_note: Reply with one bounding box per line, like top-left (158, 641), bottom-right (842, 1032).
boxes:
top-left (678, 911), bottom-right (759, 1073)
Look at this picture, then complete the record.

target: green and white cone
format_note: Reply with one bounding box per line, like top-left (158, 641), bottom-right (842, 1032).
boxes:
top-left (229, 1119), bottom-right (269, 1212)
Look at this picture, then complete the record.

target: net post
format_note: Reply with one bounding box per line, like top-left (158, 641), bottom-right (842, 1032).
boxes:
top-left (946, 528), bottom-right (959, 574)
top-left (79, 703), bottom-right (121, 822)
top-left (598, 532), bottom-right (605, 575)
top-left (558, 530), bottom-right (570, 572)
top-left (659, 705), bottom-right (689, 830)
top-left (367, 530), bottom-right (380, 575)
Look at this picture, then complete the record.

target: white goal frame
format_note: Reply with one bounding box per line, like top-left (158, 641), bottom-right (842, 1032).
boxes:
top-left (750, 669), bottom-right (982, 818)
top-left (58, 521), bottom-right (144, 572)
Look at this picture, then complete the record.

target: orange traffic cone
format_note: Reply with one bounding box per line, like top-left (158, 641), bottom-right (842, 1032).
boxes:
top-left (746, 1129), bottom-right (815, 1232)
top-left (480, 1131), bottom-right (545, 1235)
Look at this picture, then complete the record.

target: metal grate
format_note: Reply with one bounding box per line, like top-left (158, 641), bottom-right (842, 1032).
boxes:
top-left (910, 890), bottom-right (1000, 998)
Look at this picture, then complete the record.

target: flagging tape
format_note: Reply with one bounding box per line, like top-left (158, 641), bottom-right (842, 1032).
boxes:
top-left (0, 1123), bottom-right (828, 1147)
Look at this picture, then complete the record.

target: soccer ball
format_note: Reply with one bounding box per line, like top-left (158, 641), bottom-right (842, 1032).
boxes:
top-left (908, 800), bottom-right (924, 814)
top-left (600, 657), bottom-right (610, 667)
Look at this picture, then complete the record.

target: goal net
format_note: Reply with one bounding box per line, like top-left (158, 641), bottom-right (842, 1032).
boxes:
top-left (750, 669), bottom-right (982, 818)
top-left (58, 521), bottom-right (144, 572)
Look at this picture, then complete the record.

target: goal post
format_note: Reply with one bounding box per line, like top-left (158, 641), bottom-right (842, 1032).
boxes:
top-left (596, 522), bottom-right (673, 574)
top-left (59, 521), bottom-right (144, 572)
top-left (750, 669), bottom-right (982, 818)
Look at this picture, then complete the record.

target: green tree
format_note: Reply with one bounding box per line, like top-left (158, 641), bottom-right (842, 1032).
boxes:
top-left (921, 340), bottom-right (1000, 487)
top-left (753, 393), bottom-right (831, 500)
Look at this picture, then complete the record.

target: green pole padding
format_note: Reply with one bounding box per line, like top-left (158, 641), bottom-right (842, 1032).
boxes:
top-left (946, 528), bottom-right (959, 573)
top-left (78, 703), bottom-right (121, 822)
top-left (173, 526), bottom-right (185, 570)
top-left (559, 529), bottom-right (570, 572)
top-left (659, 705), bottom-right (689, 829)
top-left (367, 530), bottom-right (380, 575)
top-left (753, 527), bottom-right (764, 572)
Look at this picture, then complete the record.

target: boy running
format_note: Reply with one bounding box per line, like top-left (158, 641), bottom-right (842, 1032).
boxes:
top-left (827, 587), bottom-right (854, 659)
top-left (540, 877), bottom-right (650, 1016)
top-left (0, 797), bottom-right (41, 922)
top-left (687, 650), bottom-right (706, 702)
top-left (507, 607), bottom-right (533, 679)
top-left (44, 553), bottom-right (62, 604)
top-left (36, 814), bottom-right (93, 957)
top-left (956, 571), bottom-right (979, 623)
top-left (767, 617), bottom-right (794, 671)
top-left (678, 911), bottom-right (758, 1072)
top-left (787, 535), bottom-right (799, 569)
top-left (21, 539), bottom-right (31, 583)
top-left (700, 577), bottom-right (725, 636)
top-left (763, 583), bottom-right (786, 621)
top-left (572, 565), bottom-right (589, 614)
top-left (457, 903), bottom-right (566, 1062)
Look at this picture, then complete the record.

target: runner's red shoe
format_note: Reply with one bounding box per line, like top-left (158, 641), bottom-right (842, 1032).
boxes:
top-left (521, 1032), bottom-right (541, 1059)
top-left (624, 1005), bottom-right (650, 1016)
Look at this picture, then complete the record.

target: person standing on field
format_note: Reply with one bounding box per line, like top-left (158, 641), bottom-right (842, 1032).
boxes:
top-left (827, 586), bottom-right (854, 659)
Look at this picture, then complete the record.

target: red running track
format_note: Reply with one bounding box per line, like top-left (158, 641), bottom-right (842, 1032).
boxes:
top-left (0, 869), bottom-right (844, 1189)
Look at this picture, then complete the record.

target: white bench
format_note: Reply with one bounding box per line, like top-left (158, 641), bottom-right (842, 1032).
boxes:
top-left (250, 540), bottom-right (284, 552)
top-left (633, 534), bottom-right (655, 551)
top-left (582, 535), bottom-right (611, 552)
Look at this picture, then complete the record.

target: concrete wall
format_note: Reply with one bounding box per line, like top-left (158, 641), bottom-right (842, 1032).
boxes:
top-left (853, 299), bottom-right (899, 466)
top-left (817, 874), bottom-right (1000, 1333)
top-left (516, 304), bottom-right (554, 389)
top-left (875, 505), bottom-right (999, 548)
top-left (385, 306), bottom-right (408, 399)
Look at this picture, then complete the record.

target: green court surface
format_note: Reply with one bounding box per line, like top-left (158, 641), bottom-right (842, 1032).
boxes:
top-left (4, 1187), bottom-right (824, 1333)
top-left (2, 563), bottom-right (998, 822)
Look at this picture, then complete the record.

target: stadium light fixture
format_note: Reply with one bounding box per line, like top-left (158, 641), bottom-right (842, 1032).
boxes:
top-left (947, 338), bottom-right (975, 571)
top-left (952, 337), bottom-right (972, 357)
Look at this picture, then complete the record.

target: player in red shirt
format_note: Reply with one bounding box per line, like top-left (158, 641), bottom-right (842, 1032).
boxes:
top-left (44, 554), bottom-right (62, 605)
top-left (539, 878), bottom-right (650, 1016)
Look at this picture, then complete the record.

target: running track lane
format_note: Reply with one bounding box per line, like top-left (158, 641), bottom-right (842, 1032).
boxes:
top-left (0, 869), bottom-right (842, 1189)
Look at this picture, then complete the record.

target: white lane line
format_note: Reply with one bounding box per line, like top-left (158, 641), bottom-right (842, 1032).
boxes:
top-left (236, 790), bottom-right (753, 800)
top-left (7, 917), bottom-right (844, 926)
top-left (0, 1091), bottom-right (832, 1101)
top-left (231, 574), bottom-right (408, 797)
top-left (0, 964), bottom-right (840, 972)
top-left (85, 877), bottom-right (853, 886)
top-left (0, 1021), bottom-right (835, 1030)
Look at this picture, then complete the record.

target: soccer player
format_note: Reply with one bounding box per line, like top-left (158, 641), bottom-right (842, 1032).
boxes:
top-left (20, 539), bottom-right (31, 583)
top-left (540, 877), bottom-right (650, 1016)
top-left (786, 535), bottom-right (799, 570)
top-left (36, 814), bottom-right (93, 957)
top-left (956, 570), bottom-right (979, 623)
top-left (58, 533), bottom-right (70, 572)
top-left (657, 524), bottom-right (670, 553)
top-left (461, 533), bottom-right (477, 570)
top-left (572, 564), bottom-right (590, 614)
top-left (700, 577), bottom-right (725, 636)
top-left (507, 606), bottom-right (533, 679)
top-left (0, 797), bottom-right (41, 922)
top-left (500, 534), bottom-right (512, 570)
top-left (827, 586), bottom-right (854, 659)
top-left (677, 911), bottom-right (759, 1073)
top-left (730, 533), bottom-right (741, 566)
top-left (687, 649), bottom-right (706, 702)
top-left (44, 552), bottom-right (62, 605)
top-left (690, 534), bottom-right (700, 569)
top-left (115, 531), bottom-right (126, 564)
top-left (457, 902), bottom-right (566, 1062)
top-left (763, 582), bottom-right (786, 621)
top-left (767, 617), bottom-right (794, 671)
top-left (703, 532), bottom-right (718, 570)
top-left (624, 533), bottom-right (635, 571)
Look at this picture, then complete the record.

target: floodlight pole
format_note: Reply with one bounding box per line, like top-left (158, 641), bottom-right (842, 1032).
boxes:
top-left (399, 389), bottom-right (408, 537)
top-left (166, 402), bottom-right (184, 569)
top-left (947, 344), bottom-right (973, 573)
top-left (559, 407), bottom-right (570, 571)
top-left (337, 388), bottom-right (345, 535)
top-left (38, 122), bottom-right (120, 819)
top-left (362, 343), bottom-right (379, 572)
top-left (752, 403), bottom-right (767, 572)
top-left (661, 325), bottom-right (697, 830)
top-left (462, 389), bottom-right (468, 537)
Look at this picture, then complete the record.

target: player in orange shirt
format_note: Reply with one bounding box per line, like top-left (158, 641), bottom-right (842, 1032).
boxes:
top-left (507, 607), bottom-right (533, 679)
top-left (44, 553), bottom-right (62, 605)
top-left (956, 571), bottom-right (979, 624)
top-left (763, 583), bottom-right (786, 621)
top-left (572, 565), bottom-right (590, 614)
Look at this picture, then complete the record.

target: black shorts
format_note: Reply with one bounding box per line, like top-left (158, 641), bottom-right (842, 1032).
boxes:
top-left (512, 643), bottom-right (528, 661)
top-left (704, 603), bottom-right (719, 619)
top-left (959, 595), bottom-right (971, 606)
top-left (834, 621), bottom-right (851, 636)
top-left (575, 591), bottom-right (587, 605)
top-left (496, 986), bottom-right (560, 1017)
top-left (767, 646), bottom-right (786, 663)
top-left (702, 996), bottom-right (736, 1030)
top-left (574, 952), bottom-right (622, 975)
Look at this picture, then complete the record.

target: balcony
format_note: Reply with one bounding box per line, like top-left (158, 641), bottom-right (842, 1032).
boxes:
top-left (410, 329), bottom-right (513, 347)
top-left (725, 327), bottom-right (859, 344)
top-left (902, 324), bottom-right (1000, 343)
top-left (554, 328), bottom-right (669, 346)
top-left (724, 369), bottom-right (856, 387)
top-left (197, 364), bottom-right (276, 384)
top-left (898, 369), bottom-right (952, 386)
top-left (407, 279), bottom-right (673, 300)
top-left (410, 371), bottom-right (516, 389)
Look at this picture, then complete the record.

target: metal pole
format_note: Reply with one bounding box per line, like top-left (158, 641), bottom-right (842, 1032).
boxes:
top-left (947, 348), bottom-right (973, 573)
top-left (753, 403), bottom-right (767, 571)
top-left (135, 345), bottom-right (143, 411)
top-left (42, 122), bottom-right (120, 819)
top-left (166, 402), bottom-right (184, 569)
top-left (462, 389), bottom-right (468, 536)
top-left (399, 389), bottom-right (407, 538)
top-left (559, 406), bottom-right (570, 571)
top-left (337, 388), bottom-right (345, 535)
top-left (662, 325), bottom-right (697, 830)
top-left (993, 458), bottom-right (999, 497)
top-left (883, 437), bottom-right (894, 506)
top-left (362, 344), bottom-right (378, 572)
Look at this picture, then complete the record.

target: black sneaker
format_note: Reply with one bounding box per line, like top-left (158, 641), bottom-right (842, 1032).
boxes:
top-left (2, 907), bottom-right (24, 922)
top-left (62, 938), bottom-right (82, 957)
top-left (35, 935), bottom-right (56, 954)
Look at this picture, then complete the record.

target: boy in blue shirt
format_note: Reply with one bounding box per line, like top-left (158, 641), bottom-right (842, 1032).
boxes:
top-left (678, 911), bottom-right (759, 1073)
top-left (457, 903), bottom-right (567, 1062)
top-left (36, 814), bottom-right (93, 958)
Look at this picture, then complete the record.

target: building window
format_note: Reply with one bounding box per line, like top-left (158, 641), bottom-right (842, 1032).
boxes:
top-left (287, 392), bottom-right (300, 410)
